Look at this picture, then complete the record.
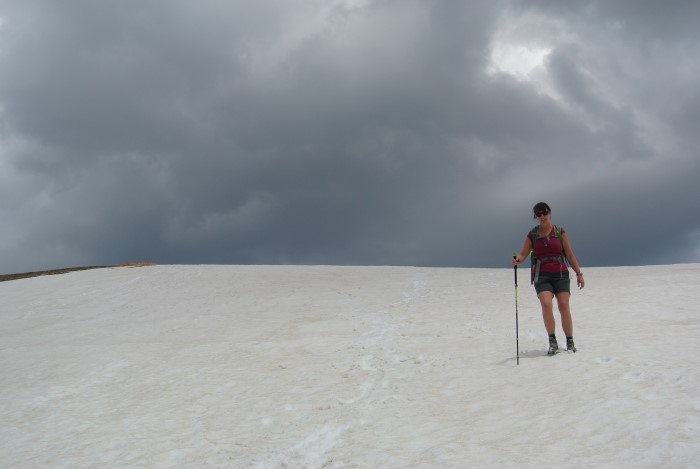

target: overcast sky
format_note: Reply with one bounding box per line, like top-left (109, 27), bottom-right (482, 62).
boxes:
top-left (1, 0), bottom-right (699, 274)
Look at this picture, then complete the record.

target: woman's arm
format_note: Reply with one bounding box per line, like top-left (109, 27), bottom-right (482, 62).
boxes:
top-left (512, 236), bottom-right (532, 266)
top-left (562, 232), bottom-right (585, 289)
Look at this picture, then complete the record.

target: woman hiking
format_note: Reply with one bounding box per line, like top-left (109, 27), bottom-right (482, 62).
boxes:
top-left (512, 202), bottom-right (585, 355)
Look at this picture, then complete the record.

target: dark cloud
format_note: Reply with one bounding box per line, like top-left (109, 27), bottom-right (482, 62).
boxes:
top-left (1, 0), bottom-right (699, 273)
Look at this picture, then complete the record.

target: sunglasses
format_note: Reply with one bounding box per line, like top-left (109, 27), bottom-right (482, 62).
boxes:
top-left (535, 211), bottom-right (549, 217)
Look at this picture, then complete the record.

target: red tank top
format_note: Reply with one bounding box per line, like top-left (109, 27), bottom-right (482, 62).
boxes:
top-left (528, 226), bottom-right (568, 273)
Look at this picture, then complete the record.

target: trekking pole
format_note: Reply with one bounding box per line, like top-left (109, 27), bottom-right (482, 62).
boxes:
top-left (513, 254), bottom-right (520, 365)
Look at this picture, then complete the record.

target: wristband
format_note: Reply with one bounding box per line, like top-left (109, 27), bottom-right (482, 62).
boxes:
top-left (576, 272), bottom-right (583, 276)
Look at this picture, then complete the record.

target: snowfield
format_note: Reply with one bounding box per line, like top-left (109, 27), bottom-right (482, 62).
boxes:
top-left (2, 264), bottom-right (699, 468)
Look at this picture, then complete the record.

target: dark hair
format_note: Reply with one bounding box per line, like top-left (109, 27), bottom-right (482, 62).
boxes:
top-left (532, 202), bottom-right (551, 218)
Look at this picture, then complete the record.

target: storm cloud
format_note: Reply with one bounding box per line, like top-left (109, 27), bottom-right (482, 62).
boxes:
top-left (1, 0), bottom-right (699, 273)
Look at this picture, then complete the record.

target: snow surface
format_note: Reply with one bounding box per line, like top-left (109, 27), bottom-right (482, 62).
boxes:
top-left (2, 264), bottom-right (699, 468)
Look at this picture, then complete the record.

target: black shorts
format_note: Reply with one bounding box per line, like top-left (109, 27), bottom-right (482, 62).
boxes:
top-left (534, 271), bottom-right (571, 295)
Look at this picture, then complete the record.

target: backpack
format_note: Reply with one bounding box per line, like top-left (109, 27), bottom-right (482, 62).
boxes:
top-left (529, 225), bottom-right (569, 284)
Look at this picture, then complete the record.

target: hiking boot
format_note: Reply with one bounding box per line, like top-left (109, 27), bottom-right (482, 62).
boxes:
top-left (567, 337), bottom-right (577, 353)
top-left (547, 336), bottom-right (559, 356)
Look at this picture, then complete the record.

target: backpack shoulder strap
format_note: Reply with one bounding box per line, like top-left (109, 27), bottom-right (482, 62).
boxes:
top-left (529, 226), bottom-right (539, 261)
top-left (554, 225), bottom-right (565, 255)
top-left (530, 225), bottom-right (539, 241)
top-left (554, 225), bottom-right (562, 242)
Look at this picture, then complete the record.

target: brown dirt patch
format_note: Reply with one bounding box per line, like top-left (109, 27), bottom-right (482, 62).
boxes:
top-left (0, 263), bottom-right (158, 283)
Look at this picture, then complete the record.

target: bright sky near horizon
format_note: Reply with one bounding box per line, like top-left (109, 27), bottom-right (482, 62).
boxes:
top-left (1, 1), bottom-right (699, 273)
